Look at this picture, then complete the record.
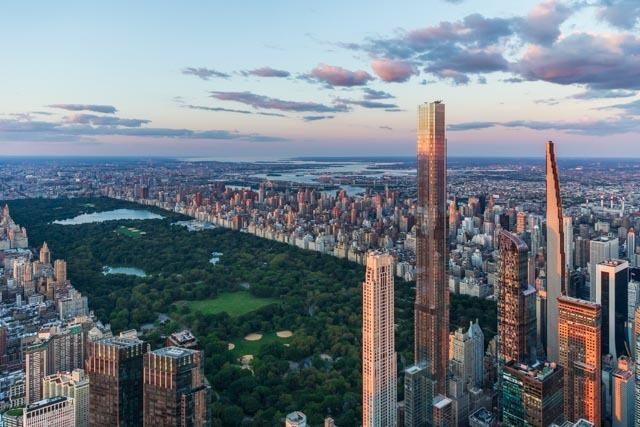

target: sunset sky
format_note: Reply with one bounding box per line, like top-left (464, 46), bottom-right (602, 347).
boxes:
top-left (1, 0), bottom-right (639, 158)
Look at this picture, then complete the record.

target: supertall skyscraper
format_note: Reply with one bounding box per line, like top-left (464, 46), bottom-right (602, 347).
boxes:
top-left (545, 141), bottom-right (566, 362)
top-left (362, 251), bottom-right (397, 427)
top-left (414, 101), bottom-right (448, 395)
top-left (558, 296), bottom-right (601, 425)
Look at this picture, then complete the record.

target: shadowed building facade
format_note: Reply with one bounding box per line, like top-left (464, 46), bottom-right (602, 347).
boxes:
top-left (497, 230), bottom-right (537, 365)
top-left (414, 101), bottom-right (449, 397)
top-left (86, 337), bottom-right (148, 427)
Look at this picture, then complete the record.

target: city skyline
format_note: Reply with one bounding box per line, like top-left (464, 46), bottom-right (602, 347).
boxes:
top-left (2, 0), bottom-right (640, 158)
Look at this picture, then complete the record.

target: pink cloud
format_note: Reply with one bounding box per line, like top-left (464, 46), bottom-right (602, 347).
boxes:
top-left (310, 64), bottom-right (373, 86)
top-left (371, 59), bottom-right (418, 82)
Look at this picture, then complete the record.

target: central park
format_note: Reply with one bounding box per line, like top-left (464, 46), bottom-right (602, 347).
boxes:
top-left (3, 197), bottom-right (497, 426)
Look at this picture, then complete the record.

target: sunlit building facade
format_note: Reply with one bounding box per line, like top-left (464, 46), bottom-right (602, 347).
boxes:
top-left (546, 141), bottom-right (566, 363)
top-left (362, 252), bottom-right (397, 427)
top-left (558, 296), bottom-right (601, 425)
top-left (414, 101), bottom-right (448, 396)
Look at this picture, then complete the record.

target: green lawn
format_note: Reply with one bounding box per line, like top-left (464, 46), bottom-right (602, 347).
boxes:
top-left (231, 332), bottom-right (277, 356)
top-left (116, 225), bottom-right (144, 238)
top-left (230, 331), bottom-right (292, 357)
top-left (187, 291), bottom-right (278, 318)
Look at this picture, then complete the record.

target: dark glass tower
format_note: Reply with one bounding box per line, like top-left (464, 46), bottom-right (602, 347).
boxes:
top-left (86, 337), bottom-right (148, 427)
top-left (414, 101), bottom-right (449, 395)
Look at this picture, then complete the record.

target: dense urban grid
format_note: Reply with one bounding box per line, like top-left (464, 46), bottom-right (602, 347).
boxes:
top-left (0, 103), bottom-right (640, 426)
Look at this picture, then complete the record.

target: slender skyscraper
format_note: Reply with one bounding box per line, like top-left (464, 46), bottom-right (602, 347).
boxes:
top-left (546, 141), bottom-right (566, 362)
top-left (362, 251), bottom-right (397, 427)
top-left (415, 101), bottom-right (448, 395)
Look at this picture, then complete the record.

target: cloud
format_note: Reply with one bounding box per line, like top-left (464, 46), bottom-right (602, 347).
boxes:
top-left (513, 0), bottom-right (574, 45)
top-left (63, 114), bottom-right (150, 127)
top-left (347, 14), bottom-right (513, 84)
top-left (371, 59), bottom-right (417, 82)
top-left (604, 99), bottom-right (640, 115)
top-left (182, 67), bottom-right (230, 80)
top-left (534, 98), bottom-right (561, 106)
top-left (303, 115), bottom-right (334, 121)
top-left (448, 121), bottom-right (498, 131)
top-left (242, 67), bottom-right (290, 78)
top-left (513, 33), bottom-right (640, 90)
top-left (0, 116), bottom-right (286, 143)
top-left (596, 0), bottom-right (640, 29)
top-left (336, 98), bottom-right (398, 109)
top-left (184, 104), bottom-right (286, 117)
top-left (423, 46), bottom-right (509, 83)
top-left (210, 91), bottom-right (348, 113)
top-left (362, 88), bottom-right (394, 100)
top-left (307, 64), bottom-right (373, 87)
top-left (47, 104), bottom-right (117, 114)
top-left (570, 89), bottom-right (637, 99)
top-left (379, 125), bottom-right (393, 130)
top-left (448, 117), bottom-right (640, 135)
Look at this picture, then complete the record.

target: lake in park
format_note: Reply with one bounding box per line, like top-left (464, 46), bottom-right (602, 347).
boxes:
top-left (102, 266), bottom-right (148, 277)
top-left (53, 209), bottom-right (163, 225)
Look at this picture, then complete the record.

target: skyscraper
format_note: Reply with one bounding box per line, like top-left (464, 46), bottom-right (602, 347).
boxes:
top-left (545, 141), bottom-right (566, 363)
top-left (627, 228), bottom-right (636, 264)
top-left (595, 259), bottom-right (630, 359)
top-left (497, 230), bottom-right (536, 364)
top-left (450, 320), bottom-right (484, 390)
top-left (558, 296), bottom-right (601, 425)
top-left (635, 334), bottom-right (640, 427)
top-left (501, 361), bottom-right (564, 427)
top-left (43, 369), bottom-right (90, 427)
top-left (23, 396), bottom-right (75, 427)
top-left (362, 251), bottom-right (397, 427)
top-left (611, 356), bottom-right (634, 427)
top-left (563, 216), bottom-right (574, 270)
top-left (589, 236), bottom-right (619, 296)
top-left (86, 337), bottom-right (148, 427)
top-left (143, 347), bottom-right (210, 426)
top-left (414, 101), bottom-right (448, 396)
top-left (39, 241), bottom-right (50, 264)
top-left (25, 341), bottom-right (48, 404)
top-left (403, 364), bottom-right (429, 427)
top-left (54, 259), bottom-right (67, 283)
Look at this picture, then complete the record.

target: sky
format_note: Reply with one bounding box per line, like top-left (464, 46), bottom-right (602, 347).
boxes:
top-left (1, 0), bottom-right (639, 159)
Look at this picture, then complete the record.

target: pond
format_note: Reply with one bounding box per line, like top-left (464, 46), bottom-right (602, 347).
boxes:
top-left (53, 209), bottom-right (163, 225)
top-left (210, 252), bottom-right (223, 265)
top-left (102, 266), bottom-right (148, 277)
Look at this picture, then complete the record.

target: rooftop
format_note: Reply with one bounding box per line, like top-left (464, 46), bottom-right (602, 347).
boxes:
top-left (97, 336), bottom-right (143, 348)
top-left (152, 346), bottom-right (197, 358)
top-left (469, 407), bottom-right (495, 423)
